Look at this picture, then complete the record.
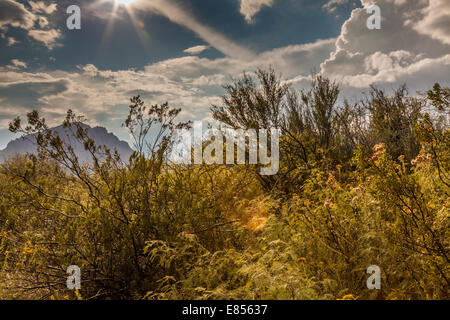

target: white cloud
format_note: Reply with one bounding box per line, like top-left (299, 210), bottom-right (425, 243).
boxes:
top-left (0, 0), bottom-right (62, 50)
top-left (330, 53), bottom-right (450, 89)
top-left (1, 59), bottom-right (28, 71)
top-left (239, 0), bottom-right (274, 23)
top-left (184, 45), bottom-right (211, 55)
top-left (28, 28), bottom-right (62, 50)
top-left (7, 37), bottom-right (19, 46)
top-left (318, 0), bottom-right (450, 94)
top-left (322, 0), bottom-right (349, 13)
top-left (28, 1), bottom-right (58, 15)
top-left (1, 0), bottom-right (449, 144)
top-left (0, 37), bottom-right (335, 134)
top-left (411, 0), bottom-right (450, 45)
top-left (10, 59), bottom-right (27, 69)
top-left (37, 16), bottom-right (49, 28)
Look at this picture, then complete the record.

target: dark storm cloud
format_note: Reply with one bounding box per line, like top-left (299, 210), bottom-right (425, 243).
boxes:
top-left (0, 79), bottom-right (69, 106)
top-left (0, 0), bottom-right (35, 29)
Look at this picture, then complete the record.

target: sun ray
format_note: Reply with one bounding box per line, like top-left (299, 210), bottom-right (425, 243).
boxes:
top-left (94, 0), bottom-right (150, 55)
top-left (116, 0), bottom-right (138, 5)
top-left (124, 6), bottom-right (152, 51)
top-left (98, 1), bottom-right (120, 55)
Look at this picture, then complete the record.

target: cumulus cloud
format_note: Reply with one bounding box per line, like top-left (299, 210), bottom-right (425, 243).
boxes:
top-left (411, 0), bottom-right (450, 45)
top-left (318, 0), bottom-right (450, 93)
top-left (239, 0), bottom-right (274, 23)
top-left (0, 0), bottom-right (61, 49)
top-left (322, 0), bottom-right (349, 13)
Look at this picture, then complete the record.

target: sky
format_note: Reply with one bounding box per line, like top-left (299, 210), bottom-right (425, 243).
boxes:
top-left (0, 0), bottom-right (449, 148)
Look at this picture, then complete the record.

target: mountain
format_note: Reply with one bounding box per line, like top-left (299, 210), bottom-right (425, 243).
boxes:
top-left (0, 123), bottom-right (134, 163)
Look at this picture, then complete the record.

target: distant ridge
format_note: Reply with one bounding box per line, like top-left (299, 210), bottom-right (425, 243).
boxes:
top-left (0, 123), bottom-right (133, 163)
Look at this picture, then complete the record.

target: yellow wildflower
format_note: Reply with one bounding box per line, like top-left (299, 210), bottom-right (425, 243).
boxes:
top-left (22, 247), bottom-right (33, 254)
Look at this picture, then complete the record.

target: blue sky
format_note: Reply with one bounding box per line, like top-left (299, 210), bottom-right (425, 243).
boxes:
top-left (0, 0), bottom-right (449, 148)
top-left (1, 0), bottom-right (358, 71)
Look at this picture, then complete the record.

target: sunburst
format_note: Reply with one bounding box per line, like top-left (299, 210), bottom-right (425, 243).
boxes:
top-left (89, 0), bottom-right (149, 54)
top-left (115, 0), bottom-right (138, 7)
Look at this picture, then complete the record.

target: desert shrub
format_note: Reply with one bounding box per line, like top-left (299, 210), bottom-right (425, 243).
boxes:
top-left (0, 74), bottom-right (448, 300)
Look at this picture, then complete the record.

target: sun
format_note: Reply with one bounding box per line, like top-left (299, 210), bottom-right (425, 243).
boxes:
top-left (95, 0), bottom-right (149, 54)
top-left (116, 0), bottom-right (137, 6)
